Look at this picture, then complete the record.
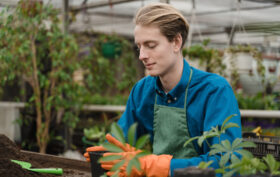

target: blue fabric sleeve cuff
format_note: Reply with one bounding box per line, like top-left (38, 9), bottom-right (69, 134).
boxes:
top-left (170, 159), bottom-right (189, 177)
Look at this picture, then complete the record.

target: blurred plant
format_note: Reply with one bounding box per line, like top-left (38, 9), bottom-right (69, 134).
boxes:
top-left (230, 154), bottom-right (280, 176)
top-left (83, 125), bottom-right (106, 146)
top-left (183, 39), bottom-right (226, 77)
top-left (236, 92), bottom-right (280, 110)
top-left (84, 125), bottom-right (106, 140)
top-left (80, 33), bottom-right (137, 104)
top-left (226, 45), bottom-right (266, 91)
top-left (184, 115), bottom-right (256, 177)
top-left (99, 122), bottom-right (151, 176)
top-left (184, 114), bottom-right (280, 177)
top-left (0, 0), bottom-right (83, 153)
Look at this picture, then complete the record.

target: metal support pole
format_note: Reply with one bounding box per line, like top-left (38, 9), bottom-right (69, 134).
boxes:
top-left (226, 27), bottom-right (236, 45)
top-left (63, 0), bottom-right (69, 34)
top-left (160, 0), bottom-right (170, 3)
top-left (187, 0), bottom-right (196, 48)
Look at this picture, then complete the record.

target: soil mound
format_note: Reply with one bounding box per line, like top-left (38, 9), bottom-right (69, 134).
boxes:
top-left (0, 134), bottom-right (52, 177)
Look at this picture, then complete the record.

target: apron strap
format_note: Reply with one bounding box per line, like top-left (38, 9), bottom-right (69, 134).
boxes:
top-left (184, 69), bottom-right (193, 110)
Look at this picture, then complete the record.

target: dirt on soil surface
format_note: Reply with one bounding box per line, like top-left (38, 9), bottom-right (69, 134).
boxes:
top-left (0, 134), bottom-right (91, 177)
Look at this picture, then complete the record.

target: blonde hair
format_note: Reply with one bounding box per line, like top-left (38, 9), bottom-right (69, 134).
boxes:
top-left (134, 3), bottom-right (189, 48)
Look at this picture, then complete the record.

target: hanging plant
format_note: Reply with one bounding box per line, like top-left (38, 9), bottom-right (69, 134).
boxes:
top-left (80, 33), bottom-right (138, 104)
top-left (95, 34), bottom-right (123, 59)
top-left (183, 39), bottom-right (226, 77)
top-left (225, 45), bottom-right (266, 91)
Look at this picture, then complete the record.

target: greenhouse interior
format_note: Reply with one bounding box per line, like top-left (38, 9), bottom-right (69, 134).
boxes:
top-left (0, 0), bottom-right (280, 177)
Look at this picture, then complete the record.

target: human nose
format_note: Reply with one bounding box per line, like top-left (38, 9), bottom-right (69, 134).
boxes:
top-left (139, 47), bottom-right (148, 61)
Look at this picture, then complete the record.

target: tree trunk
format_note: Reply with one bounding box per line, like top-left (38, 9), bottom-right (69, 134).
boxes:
top-left (30, 34), bottom-right (48, 154)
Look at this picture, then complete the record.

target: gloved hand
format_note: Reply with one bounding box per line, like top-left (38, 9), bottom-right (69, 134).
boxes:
top-left (84, 145), bottom-right (106, 162)
top-left (83, 133), bottom-right (136, 162)
top-left (101, 152), bottom-right (172, 177)
top-left (85, 133), bottom-right (172, 177)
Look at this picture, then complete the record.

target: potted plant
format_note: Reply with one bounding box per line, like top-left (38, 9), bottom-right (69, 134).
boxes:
top-left (83, 125), bottom-right (106, 147)
top-left (94, 34), bottom-right (123, 60)
top-left (183, 114), bottom-right (280, 177)
top-left (224, 45), bottom-right (266, 91)
top-left (183, 39), bottom-right (226, 77)
top-left (80, 33), bottom-right (137, 104)
top-left (94, 122), bottom-right (151, 177)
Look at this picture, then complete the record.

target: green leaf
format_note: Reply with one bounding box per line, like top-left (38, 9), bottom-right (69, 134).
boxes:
top-left (98, 155), bottom-right (122, 162)
top-left (128, 123), bottom-right (137, 146)
top-left (111, 160), bottom-right (125, 171)
top-left (111, 170), bottom-right (120, 177)
top-left (231, 138), bottom-right (243, 149)
top-left (126, 157), bottom-right (141, 175)
top-left (209, 148), bottom-right (222, 156)
top-left (184, 136), bottom-right (199, 147)
top-left (198, 161), bottom-right (213, 169)
top-left (221, 140), bottom-right (232, 151)
top-left (263, 154), bottom-right (280, 174)
top-left (198, 136), bottom-right (206, 147)
top-left (223, 170), bottom-right (237, 177)
top-left (236, 141), bottom-right (256, 149)
top-left (219, 152), bottom-right (230, 167)
top-left (135, 134), bottom-right (150, 149)
top-left (102, 143), bottom-right (123, 153)
top-left (221, 114), bottom-right (237, 131)
top-left (135, 151), bottom-right (151, 158)
top-left (211, 144), bottom-right (227, 153)
top-left (223, 123), bottom-right (239, 133)
top-left (215, 168), bottom-right (225, 174)
top-left (110, 122), bottom-right (125, 144)
top-left (231, 154), bottom-right (241, 163)
top-left (204, 131), bottom-right (220, 139)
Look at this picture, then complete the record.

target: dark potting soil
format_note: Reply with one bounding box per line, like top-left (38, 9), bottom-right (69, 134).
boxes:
top-left (0, 134), bottom-right (47, 177)
top-left (0, 134), bottom-right (91, 177)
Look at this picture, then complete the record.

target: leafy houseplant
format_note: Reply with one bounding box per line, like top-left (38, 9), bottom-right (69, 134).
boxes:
top-left (236, 92), bottom-right (280, 110)
top-left (0, 0), bottom-right (83, 153)
top-left (98, 122), bottom-right (151, 177)
top-left (184, 114), bottom-right (280, 177)
top-left (80, 33), bottom-right (138, 104)
top-left (183, 39), bottom-right (226, 77)
top-left (83, 125), bottom-right (106, 147)
top-left (100, 35), bottom-right (122, 59)
top-left (225, 45), bottom-right (266, 91)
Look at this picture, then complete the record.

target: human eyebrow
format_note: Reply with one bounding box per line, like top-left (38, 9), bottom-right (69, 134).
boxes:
top-left (143, 40), bottom-right (157, 45)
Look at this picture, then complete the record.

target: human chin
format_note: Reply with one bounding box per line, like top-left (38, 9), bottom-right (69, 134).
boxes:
top-left (146, 69), bottom-right (159, 77)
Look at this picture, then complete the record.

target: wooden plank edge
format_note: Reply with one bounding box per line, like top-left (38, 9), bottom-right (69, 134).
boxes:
top-left (20, 150), bottom-right (91, 172)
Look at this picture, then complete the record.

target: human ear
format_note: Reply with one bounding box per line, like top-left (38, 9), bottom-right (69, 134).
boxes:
top-left (173, 34), bottom-right (182, 52)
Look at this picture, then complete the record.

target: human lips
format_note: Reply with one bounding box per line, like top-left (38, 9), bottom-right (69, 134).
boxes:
top-left (145, 63), bottom-right (156, 69)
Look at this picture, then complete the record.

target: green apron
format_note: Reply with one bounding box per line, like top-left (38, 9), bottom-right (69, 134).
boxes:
top-left (153, 69), bottom-right (198, 158)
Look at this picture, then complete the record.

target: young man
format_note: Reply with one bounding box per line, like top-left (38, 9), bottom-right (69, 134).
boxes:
top-left (84, 3), bottom-right (242, 177)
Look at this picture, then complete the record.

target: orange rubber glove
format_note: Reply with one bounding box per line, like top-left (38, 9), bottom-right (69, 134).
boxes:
top-left (83, 134), bottom-right (136, 162)
top-left (101, 151), bottom-right (172, 177)
top-left (84, 145), bottom-right (106, 162)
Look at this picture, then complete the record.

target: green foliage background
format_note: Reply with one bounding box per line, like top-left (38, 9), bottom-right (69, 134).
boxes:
top-left (0, 0), bottom-right (138, 152)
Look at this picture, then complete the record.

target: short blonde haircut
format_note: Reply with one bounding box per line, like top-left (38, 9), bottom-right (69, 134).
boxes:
top-left (134, 3), bottom-right (189, 49)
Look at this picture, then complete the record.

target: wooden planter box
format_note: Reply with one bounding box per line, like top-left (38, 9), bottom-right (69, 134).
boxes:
top-left (20, 150), bottom-right (91, 177)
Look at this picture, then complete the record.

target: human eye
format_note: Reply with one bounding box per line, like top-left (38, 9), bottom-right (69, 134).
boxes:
top-left (147, 42), bottom-right (157, 49)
